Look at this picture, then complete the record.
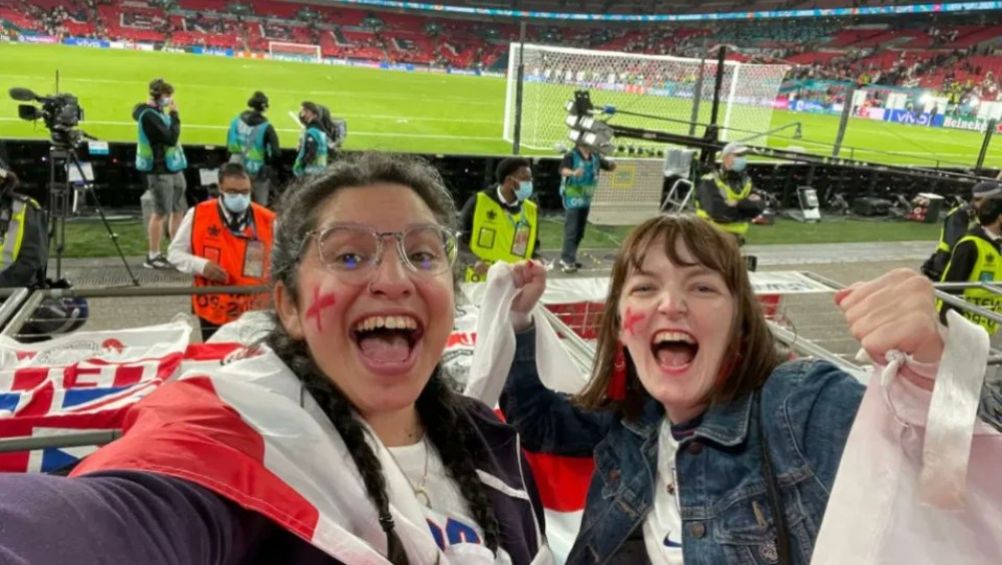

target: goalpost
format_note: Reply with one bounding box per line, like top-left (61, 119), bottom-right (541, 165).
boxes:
top-left (503, 43), bottom-right (790, 152)
top-left (268, 41), bottom-right (322, 63)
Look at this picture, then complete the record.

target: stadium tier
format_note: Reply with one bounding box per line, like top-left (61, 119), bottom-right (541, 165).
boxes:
top-left (2, 0), bottom-right (1002, 91)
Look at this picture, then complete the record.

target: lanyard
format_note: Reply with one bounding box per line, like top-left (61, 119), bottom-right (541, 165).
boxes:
top-left (217, 200), bottom-right (259, 241)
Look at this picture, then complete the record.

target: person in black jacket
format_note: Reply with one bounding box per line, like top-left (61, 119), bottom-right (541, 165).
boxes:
top-left (227, 91), bottom-right (280, 206)
top-left (940, 194), bottom-right (1002, 333)
top-left (133, 78), bottom-right (188, 270)
top-left (921, 181), bottom-right (999, 281)
top-left (292, 102), bottom-right (329, 178)
top-left (694, 142), bottom-right (764, 244)
top-left (0, 161), bottom-right (46, 288)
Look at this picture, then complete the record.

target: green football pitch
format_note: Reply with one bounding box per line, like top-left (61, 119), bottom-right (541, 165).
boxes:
top-left (1, 43), bottom-right (1000, 169)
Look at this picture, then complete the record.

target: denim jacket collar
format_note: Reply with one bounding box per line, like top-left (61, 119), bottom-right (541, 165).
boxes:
top-left (620, 392), bottom-right (753, 447)
top-left (692, 391), bottom-right (753, 447)
top-left (621, 398), bottom-right (665, 440)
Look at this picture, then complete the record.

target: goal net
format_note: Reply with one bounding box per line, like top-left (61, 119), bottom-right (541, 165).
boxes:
top-left (268, 41), bottom-right (322, 63)
top-left (503, 43), bottom-right (789, 152)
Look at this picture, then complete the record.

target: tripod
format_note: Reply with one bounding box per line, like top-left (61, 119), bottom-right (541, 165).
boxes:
top-left (46, 139), bottom-right (139, 286)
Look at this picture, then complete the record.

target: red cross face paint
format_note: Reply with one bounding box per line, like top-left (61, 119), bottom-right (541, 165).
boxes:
top-left (305, 287), bottom-right (337, 333)
top-left (622, 307), bottom-right (645, 336)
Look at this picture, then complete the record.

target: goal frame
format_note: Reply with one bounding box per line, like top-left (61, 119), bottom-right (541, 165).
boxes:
top-left (503, 43), bottom-right (788, 151)
top-left (268, 41), bottom-right (322, 63)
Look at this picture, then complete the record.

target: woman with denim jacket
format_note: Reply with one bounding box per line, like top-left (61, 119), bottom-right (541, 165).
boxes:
top-left (500, 214), bottom-right (949, 565)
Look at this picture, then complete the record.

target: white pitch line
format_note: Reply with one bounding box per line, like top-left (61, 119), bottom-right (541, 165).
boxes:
top-left (0, 73), bottom-right (501, 107)
top-left (286, 111), bottom-right (304, 131)
top-left (0, 117), bottom-right (502, 141)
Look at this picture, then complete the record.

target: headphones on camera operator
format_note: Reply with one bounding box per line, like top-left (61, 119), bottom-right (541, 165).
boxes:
top-left (302, 101), bottom-right (346, 153)
top-left (148, 78), bottom-right (175, 109)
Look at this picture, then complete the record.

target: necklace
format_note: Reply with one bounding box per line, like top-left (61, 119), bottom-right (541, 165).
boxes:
top-left (389, 435), bottom-right (432, 509)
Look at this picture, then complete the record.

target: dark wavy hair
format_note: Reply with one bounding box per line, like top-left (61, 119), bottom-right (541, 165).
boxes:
top-left (266, 153), bottom-right (500, 563)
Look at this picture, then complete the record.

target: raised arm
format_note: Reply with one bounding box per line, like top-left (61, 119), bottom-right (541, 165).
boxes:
top-left (499, 260), bottom-right (615, 456)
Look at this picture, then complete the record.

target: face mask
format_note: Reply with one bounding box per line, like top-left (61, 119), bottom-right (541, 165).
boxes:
top-left (159, 96), bottom-right (172, 108)
top-left (515, 180), bottom-right (534, 201)
top-left (222, 193), bottom-right (251, 214)
top-left (730, 156), bottom-right (747, 173)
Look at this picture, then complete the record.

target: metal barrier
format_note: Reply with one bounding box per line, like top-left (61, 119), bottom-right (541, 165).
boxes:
top-left (0, 288), bottom-right (32, 331)
top-left (1, 285), bottom-right (269, 341)
top-left (0, 274), bottom-right (997, 469)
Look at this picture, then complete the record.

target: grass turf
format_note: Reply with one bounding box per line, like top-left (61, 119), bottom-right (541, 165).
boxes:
top-left (1, 43), bottom-right (999, 168)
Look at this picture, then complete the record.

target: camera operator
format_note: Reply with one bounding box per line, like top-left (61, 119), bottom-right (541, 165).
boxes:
top-left (133, 78), bottom-right (188, 270)
top-left (0, 160), bottom-right (47, 288)
top-left (226, 91), bottom-right (280, 206)
top-left (292, 101), bottom-right (328, 178)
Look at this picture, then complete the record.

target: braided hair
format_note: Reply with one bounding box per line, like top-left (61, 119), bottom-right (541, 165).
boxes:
top-left (267, 153), bottom-right (500, 562)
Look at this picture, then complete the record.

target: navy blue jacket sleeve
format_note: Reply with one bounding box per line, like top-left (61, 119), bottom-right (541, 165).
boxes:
top-left (942, 208), bottom-right (970, 250)
top-left (499, 327), bottom-right (615, 456)
top-left (0, 471), bottom-right (254, 565)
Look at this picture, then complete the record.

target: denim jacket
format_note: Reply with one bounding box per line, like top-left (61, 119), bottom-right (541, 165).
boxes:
top-left (500, 329), bottom-right (866, 565)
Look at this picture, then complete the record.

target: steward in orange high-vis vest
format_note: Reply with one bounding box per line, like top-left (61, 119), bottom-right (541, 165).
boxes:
top-left (168, 163), bottom-right (275, 341)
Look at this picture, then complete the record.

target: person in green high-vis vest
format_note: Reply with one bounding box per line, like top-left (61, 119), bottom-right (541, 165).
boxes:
top-left (133, 78), bottom-right (188, 270)
top-left (293, 102), bottom-right (329, 178)
top-left (558, 142), bottom-right (616, 274)
top-left (940, 192), bottom-right (1002, 334)
top-left (227, 91), bottom-right (280, 207)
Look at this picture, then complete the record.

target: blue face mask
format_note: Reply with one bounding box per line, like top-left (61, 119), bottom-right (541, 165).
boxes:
top-left (515, 180), bottom-right (534, 201)
top-left (730, 156), bottom-right (747, 173)
top-left (222, 193), bottom-right (251, 214)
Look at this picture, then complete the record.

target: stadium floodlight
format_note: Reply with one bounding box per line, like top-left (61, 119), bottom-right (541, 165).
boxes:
top-left (563, 90), bottom-right (615, 155)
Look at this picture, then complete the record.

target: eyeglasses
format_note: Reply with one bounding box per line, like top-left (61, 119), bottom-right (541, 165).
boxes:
top-left (305, 223), bottom-right (458, 282)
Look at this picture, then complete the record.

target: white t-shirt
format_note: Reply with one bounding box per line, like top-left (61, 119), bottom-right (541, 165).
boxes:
top-left (643, 418), bottom-right (685, 564)
top-left (387, 439), bottom-right (486, 551)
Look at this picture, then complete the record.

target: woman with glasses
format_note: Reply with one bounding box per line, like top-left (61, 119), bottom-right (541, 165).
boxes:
top-left (0, 153), bottom-right (550, 565)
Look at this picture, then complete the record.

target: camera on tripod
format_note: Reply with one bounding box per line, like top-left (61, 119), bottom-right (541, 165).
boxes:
top-left (9, 87), bottom-right (84, 147)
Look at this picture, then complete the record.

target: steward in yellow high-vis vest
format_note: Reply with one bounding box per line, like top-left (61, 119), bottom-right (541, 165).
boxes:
top-left (940, 195), bottom-right (1002, 334)
top-left (694, 142), bottom-right (764, 241)
top-left (921, 180), bottom-right (999, 281)
top-left (459, 158), bottom-right (540, 282)
top-left (0, 164), bottom-right (47, 288)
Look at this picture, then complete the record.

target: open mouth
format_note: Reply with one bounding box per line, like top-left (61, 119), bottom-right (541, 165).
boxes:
top-left (351, 314), bottom-right (425, 366)
top-left (651, 330), bottom-right (699, 371)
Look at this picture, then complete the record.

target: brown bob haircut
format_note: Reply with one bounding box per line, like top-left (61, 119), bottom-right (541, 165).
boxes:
top-left (575, 214), bottom-right (783, 421)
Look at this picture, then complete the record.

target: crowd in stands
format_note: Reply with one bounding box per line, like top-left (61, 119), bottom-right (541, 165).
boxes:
top-left (3, 0), bottom-right (1002, 95)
